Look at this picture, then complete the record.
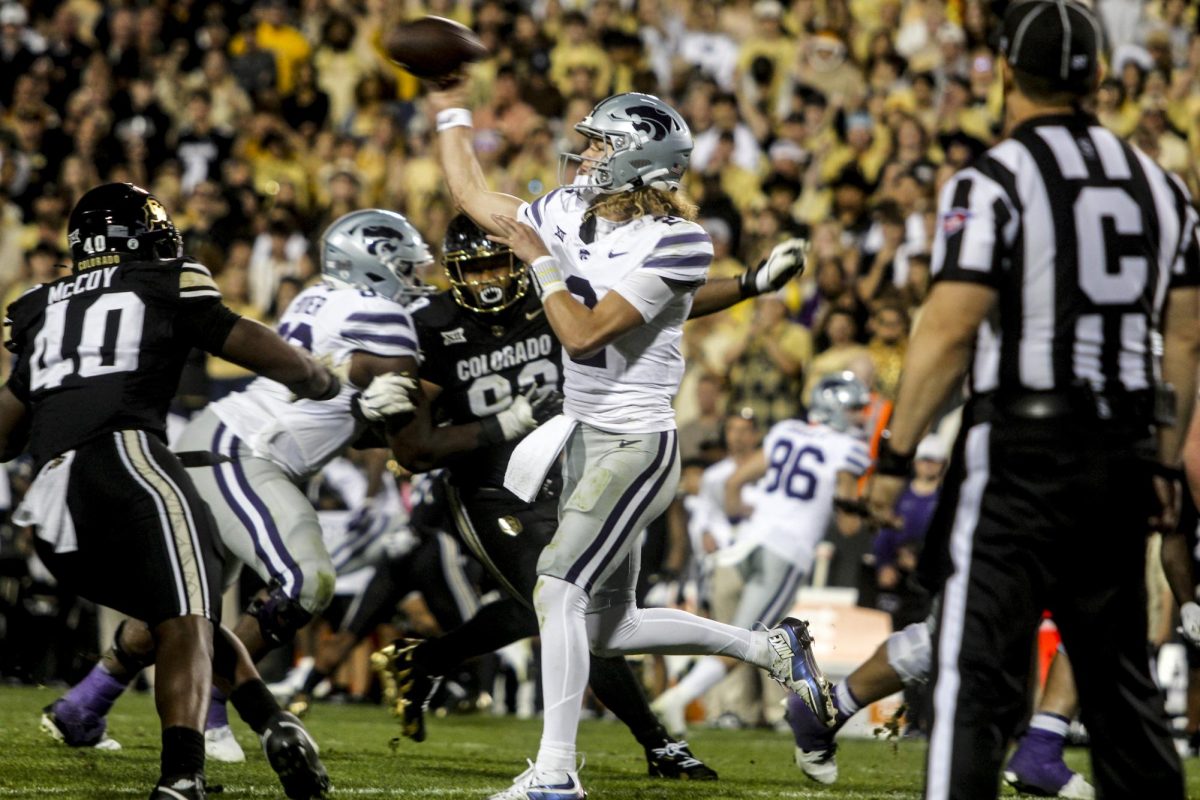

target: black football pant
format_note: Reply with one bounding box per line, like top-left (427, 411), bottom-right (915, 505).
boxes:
top-left (34, 430), bottom-right (223, 626)
top-left (422, 482), bottom-right (669, 749)
top-left (326, 532), bottom-right (476, 638)
top-left (920, 413), bottom-right (1182, 800)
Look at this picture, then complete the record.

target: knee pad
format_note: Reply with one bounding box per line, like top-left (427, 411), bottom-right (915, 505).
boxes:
top-left (113, 619), bottom-right (156, 673)
top-left (247, 584), bottom-right (314, 648)
top-left (886, 620), bottom-right (932, 686)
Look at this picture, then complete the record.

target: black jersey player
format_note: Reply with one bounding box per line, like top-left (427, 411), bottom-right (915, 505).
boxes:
top-left (375, 215), bottom-right (718, 780)
top-left (3, 183), bottom-right (336, 800)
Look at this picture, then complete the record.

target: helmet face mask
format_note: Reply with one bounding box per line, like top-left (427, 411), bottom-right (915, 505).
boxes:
top-left (68, 182), bottom-right (183, 271)
top-left (808, 372), bottom-right (872, 436)
top-left (320, 210), bottom-right (436, 303)
top-left (442, 214), bottom-right (529, 314)
top-left (558, 93), bottom-right (693, 195)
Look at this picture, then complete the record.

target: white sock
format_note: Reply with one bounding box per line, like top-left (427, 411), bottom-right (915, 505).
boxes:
top-left (666, 657), bottom-right (729, 706)
top-left (533, 576), bottom-right (590, 773)
top-left (586, 605), bottom-right (773, 668)
top-left (534, 740), bottom-right (576, 775)
top-left (836, 682), bottom-right (861, 716)
top-left (1029, 711), bottom-right (1070, 738)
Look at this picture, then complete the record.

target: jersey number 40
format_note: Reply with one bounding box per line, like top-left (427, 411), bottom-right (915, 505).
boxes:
top-left (31, 292), bottom-right (145, 391)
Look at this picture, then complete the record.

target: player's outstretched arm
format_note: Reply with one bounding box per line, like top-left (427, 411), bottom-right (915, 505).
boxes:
top-left (0, 387), bottom-right (27, 460)
top-left (219, 317), bottom-right (340, 400)
top-left (427, 79), bottom-right (522, 235)
top-left (690, 238), bottom-right (810, 319)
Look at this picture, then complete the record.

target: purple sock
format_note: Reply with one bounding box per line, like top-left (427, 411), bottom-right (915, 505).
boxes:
top-left (206, 686), bottom-right (229, 730)
top-left (62, 664), bottom-right (130, 717)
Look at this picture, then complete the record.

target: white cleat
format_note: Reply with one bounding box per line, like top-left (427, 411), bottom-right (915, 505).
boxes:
top-left (650, 690), bottom-right (688, 738)
top-left (1057, 773), bottom-right (1096, 800)
top-left (205, 724), bottom-right (246, 763)
top-left (40, 709), bottom-right (121, 751)
top-left (795, 744), bottom-right (838, 785)
top-left (488, 759), bottom-right (586, 800)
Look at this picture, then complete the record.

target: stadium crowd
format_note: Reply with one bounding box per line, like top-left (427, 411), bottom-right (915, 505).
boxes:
top-left (0, 0), bottom-right (1198, 756)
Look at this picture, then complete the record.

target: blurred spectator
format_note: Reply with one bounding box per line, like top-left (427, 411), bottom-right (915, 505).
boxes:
top-left (725, 293), bottom-right (812, 425)
top-left (866, 303), bottom-right (908, 401)
top-left (804, 308), bottom-right (869, 404)
top-left (176, 90), bottom-right (234, 193)
top-left (692, 92), bottom-right (761, 173)
top-left (679, 1), bottom-right (739, 91)
top-left (232, 0), bottom-right (310, 95)
top-left (678, 372), bottom-right (726, 463)
top-left (874, 434), bottom-right (945, 626)
top-left (249, 212), bottom-right (307, 312)
top-left (187, 50), bottom-right (254, 132)
top-left (282, 60), bottom-right (331, 137)
top-left (230, 18), bottom-right (278, 97)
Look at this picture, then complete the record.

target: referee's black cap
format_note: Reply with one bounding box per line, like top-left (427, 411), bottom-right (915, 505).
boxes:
top-left (1000, 0), bottom-right (1104, 92)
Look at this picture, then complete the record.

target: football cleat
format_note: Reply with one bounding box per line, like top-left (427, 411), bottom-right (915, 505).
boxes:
top-left (204, 724), bottom-right (246, 763)
top-left (795, 744), bottom-right (839, 785)
top-left (148, 772), bottom-right (206, 800)
top-left (1004, 745), bottom-right (1095, 799)
top-left (645, 738), bottom-right (718, 780)
top-left (41, 700), bottom-right (122, 750)
top-left (371, 639), bottom-right (438, 743)
top-left (766, 618), bottom-right (836, 727)
top-left (786, 692), bottom-right (839, 784)
top-left (261, 711), bottom-right (330, 800)
top-left (488, 759), bottom-right (586, 800)
top-left (649, 690), bottom-right (688, 738)
top-left (286, 692), bottom-right (312, 718)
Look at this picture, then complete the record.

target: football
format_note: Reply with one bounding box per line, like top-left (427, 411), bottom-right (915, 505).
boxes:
top-left (385, 16), bottom-right (488, 80)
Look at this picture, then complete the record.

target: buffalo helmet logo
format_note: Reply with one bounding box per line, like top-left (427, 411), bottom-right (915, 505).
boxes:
top-left (623, 105), bottom-right (679, 141)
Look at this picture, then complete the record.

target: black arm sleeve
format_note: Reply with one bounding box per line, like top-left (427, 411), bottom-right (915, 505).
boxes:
top-left (175, 299), bottom-right (242, 355)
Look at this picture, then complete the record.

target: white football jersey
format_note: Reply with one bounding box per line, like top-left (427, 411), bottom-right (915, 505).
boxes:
top-left (210, 283), bottom-right (418, 479)
top-left (739, 421), bottom-right (870, 568)
top-left (518, 189), bottom-right (713, 434)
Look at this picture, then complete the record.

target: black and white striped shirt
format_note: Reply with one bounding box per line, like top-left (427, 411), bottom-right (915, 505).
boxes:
top-left (931, 113), bottom-right (1200, 396)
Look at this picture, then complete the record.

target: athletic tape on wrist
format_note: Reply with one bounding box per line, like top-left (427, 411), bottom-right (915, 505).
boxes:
top-left (530, 256), bottom-right (566, 297)
top-left (436, 108), bottom-right (473, 132)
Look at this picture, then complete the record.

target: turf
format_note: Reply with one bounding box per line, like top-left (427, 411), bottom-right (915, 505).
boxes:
top-left (0, 685), bottom-right (1197, 799)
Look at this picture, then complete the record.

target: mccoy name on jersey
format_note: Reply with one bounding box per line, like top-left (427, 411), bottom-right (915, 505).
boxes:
top-left (741, 420), bottom-right (870, 570)
top-left (6, 259), bottom-right (238, 469)
top-left (412, 290), bottom-right (560, 491)
top-left (211, 283), bottom-right (418, 479)
top-left (518, 188), bottom-right (713, 434)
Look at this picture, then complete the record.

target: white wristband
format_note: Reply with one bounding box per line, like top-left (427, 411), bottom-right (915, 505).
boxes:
top-left (436, 108), bottom-right (473, 132)
top-left (529, 256), bottom-right (566, 298)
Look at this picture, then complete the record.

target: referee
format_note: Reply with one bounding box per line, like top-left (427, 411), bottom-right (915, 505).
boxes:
top-left (866, 2), bottom-right (1200, 799)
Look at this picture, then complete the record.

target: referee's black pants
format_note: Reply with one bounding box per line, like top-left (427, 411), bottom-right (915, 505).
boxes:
top-left (921, 413), bottom-right (1183, 800)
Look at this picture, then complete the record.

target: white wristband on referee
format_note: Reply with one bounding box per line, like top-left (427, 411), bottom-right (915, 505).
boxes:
top-left (436, 108), bottom-right (473, 132)
top-left (529, 256), bottom-right (566, 299)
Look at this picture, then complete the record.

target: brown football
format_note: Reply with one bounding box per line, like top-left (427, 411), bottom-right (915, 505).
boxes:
top-left (385, 16), bottom-right (488, 80)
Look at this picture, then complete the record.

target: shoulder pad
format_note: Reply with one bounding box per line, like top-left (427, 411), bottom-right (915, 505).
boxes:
top-left (410, 291), bottom-right (459, 331)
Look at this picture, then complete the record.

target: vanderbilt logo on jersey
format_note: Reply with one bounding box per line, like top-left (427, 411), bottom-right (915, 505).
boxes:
top-left (441, 328), bottom-right (467, 345)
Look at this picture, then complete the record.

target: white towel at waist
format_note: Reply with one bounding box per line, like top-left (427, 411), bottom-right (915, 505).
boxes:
top-left (503, 415), bottom-right (578, 502)
top-left (13, 451), bottom-right (78, 553)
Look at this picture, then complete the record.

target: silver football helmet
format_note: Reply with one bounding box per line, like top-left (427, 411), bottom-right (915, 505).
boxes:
top-left (320, 209), bottom-right (436, 303)
top-left (808, 372), bottom-right (871, 434)
top-left (560, 93), bottom-right (693, 194)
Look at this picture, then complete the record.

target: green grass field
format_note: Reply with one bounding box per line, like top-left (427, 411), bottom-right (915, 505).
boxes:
top-left (1, 684), bottom-right (1197, 799)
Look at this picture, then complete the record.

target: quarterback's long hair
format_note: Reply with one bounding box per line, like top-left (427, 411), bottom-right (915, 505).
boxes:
top-left (585, 186), bottom-right (699, 224)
